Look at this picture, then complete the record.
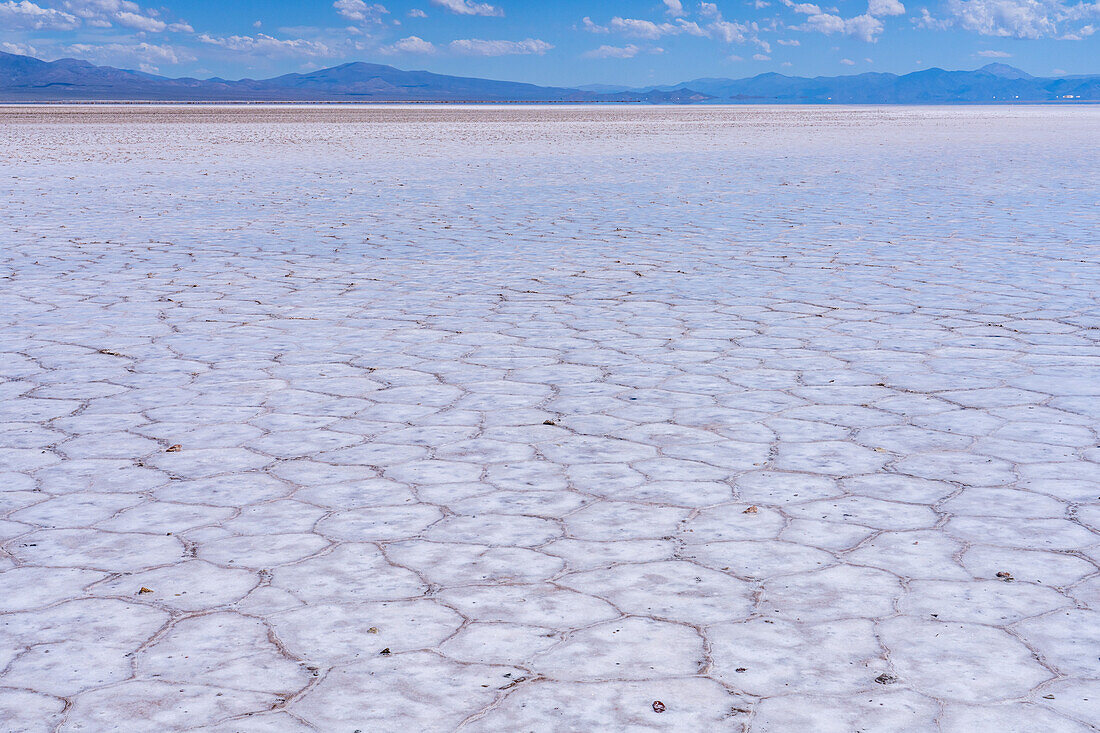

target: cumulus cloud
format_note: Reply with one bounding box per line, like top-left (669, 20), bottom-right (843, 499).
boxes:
top-left (408, 8), bottom-right (427, 17)
top-left (676, 19), bottom-right (709, 34)
top-left (1, 40), bottom-right (38, 55)
top-left (333, 0), bottom-right (388, 22)
top-left (699, 4), bottom-right (767, 46)
top-left (584, 43), bottom-right (641, 58)
top-left (1060, 23), bottom-right (1096, 38)
top-left (942, 0), bottom-right (1099, 39)
top-left (61, 40), bottom-right (194, 69)
top-left (783, 1), bottom-right (824, 14)
top-left (582, 15), bottom-right (709, 39)
top-left (868, 0), bottom-right (906, 16)
top-left (383, 34), bottom-right (436, 53)
top-left (609, 17), bottom-right (668, 37)
top-left (114, 10), bottom-right (165, 32)
top-left (709, 19), bottom-right (751, 41)
top-left (431, 0), bottom-right (502, 17)
top-left (448, 37), bottom-right (552, 55)
top-left (753, 52), bottom-right (771, 59)
top-left (840, 56), bottom-right (856, 63)
top-left (198, 33), bottom-right (332, 57)
top-left (803, 11), bottom-right (885, 40)
top-left (52, 0), bottom-right (191, 33)
top-left (585, 0), bottom-right (761, 49)
top-left (0, 0), bottom-right (80, 30)
top-left (846, 12), bottom-right (887, 39)
top-left (785, 0), bottom-right (900, 40)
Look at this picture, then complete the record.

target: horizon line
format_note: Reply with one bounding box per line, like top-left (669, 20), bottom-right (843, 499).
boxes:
top-left (5, 49), bottom-right (1094, 89)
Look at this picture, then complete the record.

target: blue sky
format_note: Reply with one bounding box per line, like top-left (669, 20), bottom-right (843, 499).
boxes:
top-left (2, 0), bottom-right (1098, 85)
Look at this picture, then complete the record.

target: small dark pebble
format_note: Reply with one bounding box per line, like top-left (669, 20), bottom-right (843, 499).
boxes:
top-left (379, 648), bottom-right (391, 656)
top-left (874, 674), bottom-right (898, 685)
top-left (652, 701), bottom-right (666, 714)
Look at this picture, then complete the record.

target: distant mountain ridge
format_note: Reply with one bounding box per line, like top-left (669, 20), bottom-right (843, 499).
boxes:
top-left (1, 51), bottom-right (1097, 103)
top-left (643, 63), bottom-right (1099, 103)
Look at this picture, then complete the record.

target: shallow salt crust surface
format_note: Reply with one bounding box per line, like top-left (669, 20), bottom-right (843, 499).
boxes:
top-left (1, 104), bottom-right (1099, 731)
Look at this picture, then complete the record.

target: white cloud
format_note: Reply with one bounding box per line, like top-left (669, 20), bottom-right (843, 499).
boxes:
top-left (803, 11), bottom-right (885, 40)
top-left (868, 0), bottom-right (906, 16)
top-left (1, 40), bottom-right (38, 55)
top-left (709, 19), bottom-right (751, 41)
top-left (845, 12), bottom-right (886, 39)
top-left (55, 0), bottom-right (190, 33)
top-left (753, 52), bottom-right (771, 59)
top-left (581, 16), bottom-right (606, 32)
top-left (677, 19), bottom-right (709, 34)
top-left (60, 40), bottom-right (194, 67)
top-left (942, 0), bottom-right (1100, 39)
top-left (408, 8), bottom-right (427, 17)
top-left (611, 17), bottom-right (667, 37)
top-left (333, 0), bottom-right (388, 22)
top-left (383, 34), bottom-right (436, 53)
top-left (584, 43), bottom-right (641, 58)
top-left (448, 37), bottom-right (552, 55)
top-left (115, 10), bottom-right (165, 32)
top-left (840, 56), bottom-right (856, 63)
top-left (697, 3), bottom-right (767, 46)
top-left (789, 0), bottom-right (899, 39)
top-left (431, 0), bottom-right (502, 17)
top-left (1061, 22), bottom-right (1096, 38)
top-left (776, 37), bottom-right (801, 44)
top-left (663, 0), bottom-right (685, 15)
top-left (977, 48), bottom-right (1012, 55)
top-left (0, 0), bottom-right (80, 30)
top-left (914, 7), bottom-right (949, 27)
top-left (197, 33), bottom-right (332, 57)
top-left (583, 15), bottom-right (709, 39)
top-left (783, 0), bottom-right (824, 14)
top-left (611, 17), bottom-right (671, 38)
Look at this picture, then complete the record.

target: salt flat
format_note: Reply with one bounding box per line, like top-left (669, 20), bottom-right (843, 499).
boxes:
top-left (1, 105), bottom-right (1098, 732)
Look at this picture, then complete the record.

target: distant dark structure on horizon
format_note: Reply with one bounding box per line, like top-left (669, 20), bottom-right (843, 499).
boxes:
top-left (1, 51), bottom-right (1097, 104)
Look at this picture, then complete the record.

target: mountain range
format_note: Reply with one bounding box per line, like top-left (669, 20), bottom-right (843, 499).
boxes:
top-left (1, 51), bottom-right (1097, 104)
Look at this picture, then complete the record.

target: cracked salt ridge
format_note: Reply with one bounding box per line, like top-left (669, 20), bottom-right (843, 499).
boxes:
top-left (0, 104), bottom-right (1098, 732)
